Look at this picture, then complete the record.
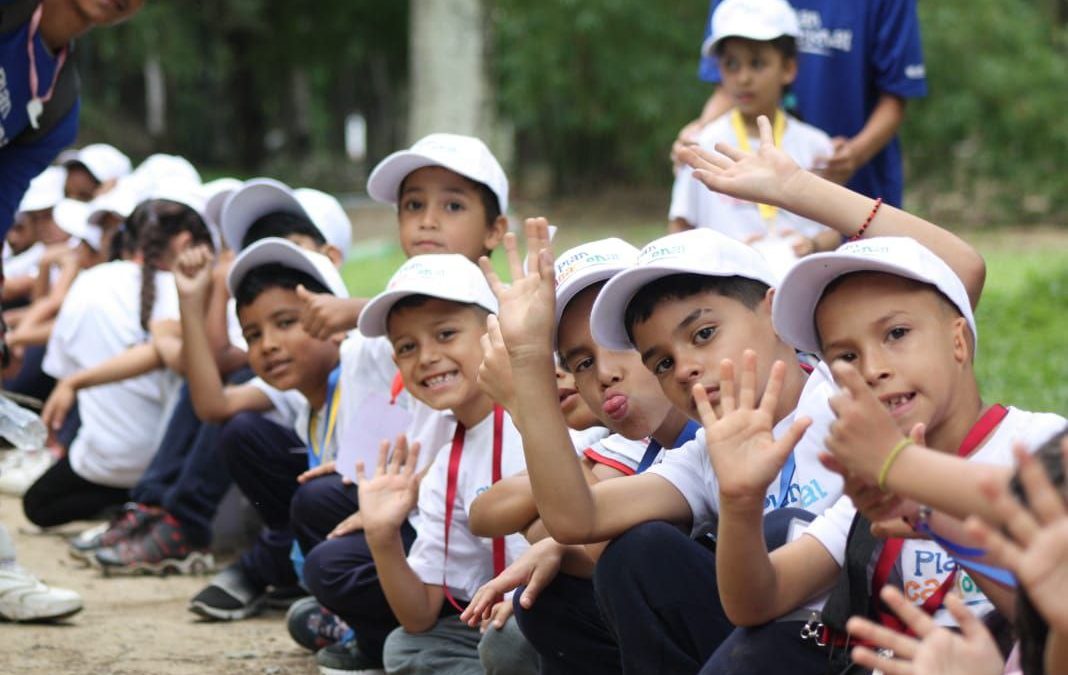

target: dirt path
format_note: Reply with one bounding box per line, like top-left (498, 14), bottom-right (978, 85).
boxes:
top-left (1, 494), bottom-right (318, 675)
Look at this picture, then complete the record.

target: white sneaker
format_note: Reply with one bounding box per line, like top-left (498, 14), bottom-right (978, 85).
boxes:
top-left (0, 449), bottom-right (55, 496)
top-left (0, 566), bottom-right (83, 621)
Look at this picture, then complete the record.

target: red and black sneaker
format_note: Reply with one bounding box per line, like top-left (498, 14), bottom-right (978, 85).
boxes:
top-left (68, 503), bottom-right (163, 562)
top-left (94, 513), bottom-right (214, 576)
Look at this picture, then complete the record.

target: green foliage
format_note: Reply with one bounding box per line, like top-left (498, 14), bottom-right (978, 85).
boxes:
top-left (904, 0), bottom-right (1068, 223)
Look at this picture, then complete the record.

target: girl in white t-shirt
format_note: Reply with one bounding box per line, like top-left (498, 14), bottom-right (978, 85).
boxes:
top-left (23, 199), bottom-right (214, 529)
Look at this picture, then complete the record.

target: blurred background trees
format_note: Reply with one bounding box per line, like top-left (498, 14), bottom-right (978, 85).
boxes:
top-left (75, 0), bottom-right (1068, 224)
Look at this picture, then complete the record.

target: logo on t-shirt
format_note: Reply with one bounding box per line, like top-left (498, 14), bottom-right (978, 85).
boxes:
top-left (764, 478), bottom-right (830, 511)
top-left (796, 10), bottom-right (853, 56)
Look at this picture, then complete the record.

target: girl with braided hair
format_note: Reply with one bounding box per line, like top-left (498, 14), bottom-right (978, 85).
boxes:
top-left (22, 198), bottom-right (214, 529)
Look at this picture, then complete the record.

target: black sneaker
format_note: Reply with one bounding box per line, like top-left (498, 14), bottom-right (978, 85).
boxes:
top-left (316, 638), bottom-right (384, 675)
top-left (188, 563), bottom-right (266, 621)
top-left (286, 596), bottom-right (352, 651)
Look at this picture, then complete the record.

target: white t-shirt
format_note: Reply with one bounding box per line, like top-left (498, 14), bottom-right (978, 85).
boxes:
top-left (647, 362), bottom-right (844, 537)
top-left (407, 410), bottom-right (529, 602)
top-left (246, 376), bottom-right (307, 429)
top-left (42, 261), bottom-right (182, 487)
top-left (1, 241), bottom-right (44, 279)
top-left (670, 113), bottom-right (833, 242)
top-left (803, 406), bottom-right (1068, 623)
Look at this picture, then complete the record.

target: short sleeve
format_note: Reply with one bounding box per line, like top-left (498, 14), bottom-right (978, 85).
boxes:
top-left (645, 432), bottom-right (719, 537)
top-left (872, 0), bottom-right (927, 99)
top-left (801, 495), bottom-right (856, 567)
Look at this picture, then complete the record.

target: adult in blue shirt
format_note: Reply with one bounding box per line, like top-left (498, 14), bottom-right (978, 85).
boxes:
top-left (0, 0), bottom-right (144, 364)
top-left (674, 0), bottom-right (926, 209)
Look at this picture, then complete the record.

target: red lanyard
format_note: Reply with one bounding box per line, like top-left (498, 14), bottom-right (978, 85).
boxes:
top-left (442, 404), bottom-right (506, 612)
top-left (871, 404), bottom-right (1008, 632)
top-left (25, 5), bottom-right (68, 130)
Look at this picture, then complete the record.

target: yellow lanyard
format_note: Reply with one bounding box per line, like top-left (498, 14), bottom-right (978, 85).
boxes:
top-left (309, 383), bottom-right (342, 465)
top-left (730, 108), bottom-right (786, 229)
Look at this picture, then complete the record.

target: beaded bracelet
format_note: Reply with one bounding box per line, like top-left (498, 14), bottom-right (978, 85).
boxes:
top-left (877, 437), bottom-right (911, 491)
top-left (849, 197), bottom-right (883, 241)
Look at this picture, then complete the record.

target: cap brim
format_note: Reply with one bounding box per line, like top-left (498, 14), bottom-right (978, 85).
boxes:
top-left (366, 151), bottom-right (447, 205)
top-left (772, 253), bottom-right (945, 354)
top-left (554, 267), bottom-right (627, 349)
top-left (221, 180), bottom-right (307, 252)
top-left (357, 289), bottom-right (422, 338)
top-left (227, 237), bottom-right (348, 299)
top-left (590, 264), bottom-right (689, 351)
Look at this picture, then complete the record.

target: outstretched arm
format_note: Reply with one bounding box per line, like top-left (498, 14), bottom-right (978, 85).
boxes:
top-left (680, 115), bottom-right (986, 308)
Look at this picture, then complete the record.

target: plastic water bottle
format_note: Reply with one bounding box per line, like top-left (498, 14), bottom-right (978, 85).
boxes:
top-left (0, 396), bottom-right (47, 450)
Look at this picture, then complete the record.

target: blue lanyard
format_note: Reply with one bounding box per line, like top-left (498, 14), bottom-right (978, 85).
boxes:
top-left (775, 452), bottom-right (797, 509)
top-left (636, 420), bottom-right (701, 474)
top-left (916, 523), bottom-right (1017, 588)
top-left (306, 365), bottom-right (342, 469)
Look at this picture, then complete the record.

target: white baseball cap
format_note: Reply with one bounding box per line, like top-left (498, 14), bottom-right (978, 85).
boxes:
top-left (18, 166), bottom-right (66, 213)
top-left (64, 144), bottom-right (132, 184)
top-left (771, 237), bottom-right (978, 356)
top-left (53, 199), bottom-right (101, 250)
top-left (358, 254), bottom-right (498, 338)
top-left (367, 133), bottom-right (509, 215)
top-left (200, 177), bottom-right (243, 230)
top-left (554, 238), bottom-right (639, 347)
top-left (220, 178), bottom-right (352, 259)
top-left (131, 153), bottom-right (202, 191)
top-left (87, 180), bottom-right (141, 224)
top-left (702, 0), bottom-right (800, 56)
top-left (591, 229), bottom-right (777, 350)
top-left (227, 237), bottom-right (349, 299)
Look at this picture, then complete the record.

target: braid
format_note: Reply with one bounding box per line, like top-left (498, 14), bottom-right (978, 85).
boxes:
top-left (133, 199), bottom-right (215, 332)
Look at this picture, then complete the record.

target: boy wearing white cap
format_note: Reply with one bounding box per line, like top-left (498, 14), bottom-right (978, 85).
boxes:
top-left (673, 117), bottom-right (1065, 672)
top-left (342, 253), bottom-right (535, 675)
top-left (670, 0), bottom-right (838, 274)
top-left (62, 143), bottom-right (132, 202)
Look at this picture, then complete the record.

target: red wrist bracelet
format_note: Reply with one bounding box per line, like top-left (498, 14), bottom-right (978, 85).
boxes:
top-left (849, 197), bottom-right (883, 241)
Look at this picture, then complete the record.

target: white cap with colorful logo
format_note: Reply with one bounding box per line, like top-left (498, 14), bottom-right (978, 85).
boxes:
top-left (367, 133), bottom-right (509, 215)
top-left (591, 229), bottom-right (777, 350)
top-left (227, 237), bottom-right (349, 299)
top-left (702, 0), bottom-right (800, 56)
top-left (771, 236), bottom-right (977, 356)
top-left (220, 178), bottom-right (352, 258)
top-left (358, 254), bottom-right (499, 338)
top-left (553, 238), bottom-right (639, 347)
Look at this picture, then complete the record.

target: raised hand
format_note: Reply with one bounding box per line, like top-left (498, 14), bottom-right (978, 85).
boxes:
top-left (826, 362), bottom-right (910, 484)
top-left (296, 285), bottom-right (358, 339)
top-left (966, 440), bottom-right (1068, 633)
top-left (356, 435), bottom-right (422, 537)
top-left (460, 537), bottom-right (566, 627)
top-left (477, 315), bottom-right (517, 413)
top-left (694, 350), bottom-right (811, 506)
top-left (479, 218), bottom-right (556, 360)
top-left (173, 244), bottom-right (215, 303)
top-left (678, 114), bottom-right (804, 210)
top-left (846, 588), bottom-right (1003, 675)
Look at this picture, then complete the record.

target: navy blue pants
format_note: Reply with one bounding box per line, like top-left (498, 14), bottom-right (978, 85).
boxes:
top-left (4, 344), bottom-right (55, 403)
top-left (698, 620), bottom-right (830, 674)
top-left (220, 410), bottom-right (307, 590)
top-left (130, 384), bottom-right (231, 547)
top-left (293, 473), bottom-right (418, 663)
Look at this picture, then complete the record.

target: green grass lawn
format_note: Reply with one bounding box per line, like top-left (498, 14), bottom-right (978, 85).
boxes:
top-left (342, 228), bottom-right (1067, 415)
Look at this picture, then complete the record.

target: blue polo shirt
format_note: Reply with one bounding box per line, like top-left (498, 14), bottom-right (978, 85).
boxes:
top-left (699, 0), bottom-right (926, 207)
top-left (0, 11), bottom-right (79, 237)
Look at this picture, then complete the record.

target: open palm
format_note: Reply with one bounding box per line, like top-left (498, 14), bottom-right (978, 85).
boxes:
top-left (356, 436), bottom-right (422, 534)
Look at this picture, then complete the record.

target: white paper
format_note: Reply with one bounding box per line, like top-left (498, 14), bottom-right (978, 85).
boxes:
top-left (335, 392), bottom-right (413, 482)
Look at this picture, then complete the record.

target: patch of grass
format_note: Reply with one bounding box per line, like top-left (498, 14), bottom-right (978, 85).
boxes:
top-left (341, 229), bottom-right (1068, 416)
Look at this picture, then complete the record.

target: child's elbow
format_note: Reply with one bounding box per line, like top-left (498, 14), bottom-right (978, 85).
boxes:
top-left (543, 521), bottom-right (592, 546)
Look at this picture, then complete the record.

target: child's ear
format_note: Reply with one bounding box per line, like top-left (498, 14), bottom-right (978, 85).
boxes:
top-left (483, 215), bottom-right (509, 253)
top-left (951, 317), bottom-right (973, 364)
top-left (320, 244), bottom-right (344, 268)
top-left (781, 56), bottom-right (799, 87)
top-left (759, 287), bottom-right (776, 316)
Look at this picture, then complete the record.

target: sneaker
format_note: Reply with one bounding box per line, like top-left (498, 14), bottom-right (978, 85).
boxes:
top-left (287, 596), bottom-right (353, 651)
top-left (0, 449), bottom-right (55, 496)
top-left (316, 639), bottom-right (384, 675)
top-left (0, 566), bottom-right (83, 622)
top-left (94, 513), bottom-right (214, 576)
top-left (188, 563), bottom-right (266, 621)
top-left (266, 583), bottom-right (309, 610)
top-left (69, 503), bottom-right (162, 562)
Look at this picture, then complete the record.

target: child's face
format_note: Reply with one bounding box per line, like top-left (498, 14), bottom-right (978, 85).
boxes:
top-left (397, 167), bottom-right (505, 262)
top-left (630, 290), bottom-right (779, 420)
top-left (816, 273), bottom-right (972, 441)
top-left (6, 216), bottom-right (36, 254)
top-left (239, 287), bottom-right (341, 395)
top-left (555, 366), bottom-right (600, 431)
top-left (558, 286), bottom-right (676, 440)
top-left (64, 166), bottom-right (99, 202)
top-left (388, 298), bottom-right (490, 421)
top-left (717, 38), bottom-right (797, 119)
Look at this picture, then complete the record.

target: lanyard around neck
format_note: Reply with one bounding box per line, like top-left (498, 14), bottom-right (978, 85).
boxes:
top-left (870, 404), bottom-right (1009, 632)
top-left (730, 108), bottom-right (785, 229)
top-left (26, 5), bottom-right (68, 130)
top-left (307, 366), bottom-right (342, 467)
top-left (443, 404), bottom-right (506, 612)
